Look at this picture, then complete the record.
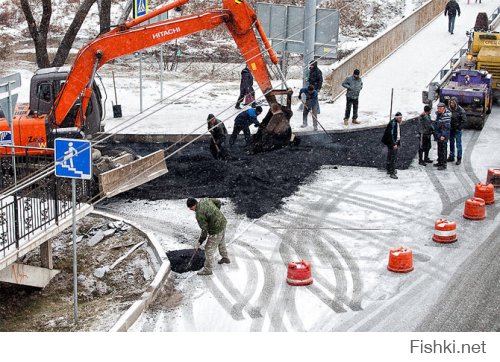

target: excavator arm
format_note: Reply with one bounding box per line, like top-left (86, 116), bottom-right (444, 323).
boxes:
top-left (52, 0), bottom-right (280, 130)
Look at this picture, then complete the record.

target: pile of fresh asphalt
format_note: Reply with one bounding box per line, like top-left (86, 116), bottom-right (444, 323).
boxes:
top-left (112, 119), bottom-right (420, 219)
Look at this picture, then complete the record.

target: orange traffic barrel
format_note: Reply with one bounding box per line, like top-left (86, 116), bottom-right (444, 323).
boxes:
top-left (486, 168), bottom-right (500, 187)
top-left (474, 183), bottom-right (495, 205)
top-left (463, 197), bottom-right (486, 220)
top-left (432, 219), bottom-right (457, 243)
top-left (387, 247), bottom-right (414, 273)
top-left (286, 260), bottom-right (313, 286)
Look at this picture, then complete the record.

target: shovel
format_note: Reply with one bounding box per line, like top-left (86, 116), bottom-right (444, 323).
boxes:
top-left (301, 98), bottom-right (337, 143)
top-left (184, 244), bottom-right (200, 270)
top-left (112, 71), bottom-right (122, 118)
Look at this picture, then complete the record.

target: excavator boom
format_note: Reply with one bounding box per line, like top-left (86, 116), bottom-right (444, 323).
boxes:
top-left (53, 0), bottom-right (280, 128)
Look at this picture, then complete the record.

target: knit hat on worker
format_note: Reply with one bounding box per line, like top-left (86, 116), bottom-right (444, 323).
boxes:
top-left (395, 112), bottom-right (402, 117)
top-left (207, 114), bottom-right (215, 121)
top-left (353, 69), bottom-right (360, 76)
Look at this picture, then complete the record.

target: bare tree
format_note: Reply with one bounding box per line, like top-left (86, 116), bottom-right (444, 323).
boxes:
top-left (98, 0), bottom-right (112, 34)
top-left (19, 0), bottom-right (99, 68)
top-left (51, 0), bottom-right (96, 67)
top-left (19, 0), bottom-right (52, 68)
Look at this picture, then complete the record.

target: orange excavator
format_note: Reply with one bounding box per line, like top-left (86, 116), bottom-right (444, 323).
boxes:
top-left (0, 0), bottom-right (290, 197)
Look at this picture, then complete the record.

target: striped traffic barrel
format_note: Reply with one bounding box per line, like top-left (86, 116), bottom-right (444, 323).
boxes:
top-left (432, 219), bottom-right (457, 243)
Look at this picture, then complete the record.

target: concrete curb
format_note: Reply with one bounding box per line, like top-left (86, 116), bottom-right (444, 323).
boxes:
top-left (91, 209), bottom-right (171, 332)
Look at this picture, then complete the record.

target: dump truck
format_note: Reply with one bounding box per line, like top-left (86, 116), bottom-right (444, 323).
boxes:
top-left (0, 0), bottom-right (291, 197)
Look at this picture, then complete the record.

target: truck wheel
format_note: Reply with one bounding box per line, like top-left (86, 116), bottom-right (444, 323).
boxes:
top-left (486, 98), bottom-right (492, 114)
top-left (476, 117), bottom-right (485, 130)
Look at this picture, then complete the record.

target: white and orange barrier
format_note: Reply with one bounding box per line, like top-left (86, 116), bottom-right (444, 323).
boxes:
top-left (286, 260), bottom-right (313, 286)
top-left (432, 219), bottom-right (457, 243)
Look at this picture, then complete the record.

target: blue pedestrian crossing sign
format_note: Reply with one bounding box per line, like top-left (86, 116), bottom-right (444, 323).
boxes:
top-left (133, 0), bottom-right (148, 18)
top-left (54, 138), bottom-right (92, 180)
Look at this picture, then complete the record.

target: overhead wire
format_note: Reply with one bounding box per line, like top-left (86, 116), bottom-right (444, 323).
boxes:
top-left (2, 1), bottom-right (347, 202)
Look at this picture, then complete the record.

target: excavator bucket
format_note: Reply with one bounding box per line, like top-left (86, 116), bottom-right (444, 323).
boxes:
top-left (98, 149), bottom-right (167, 198)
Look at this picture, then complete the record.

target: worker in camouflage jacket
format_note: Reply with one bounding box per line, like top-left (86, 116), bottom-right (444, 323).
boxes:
top-left (447, 97), bottom-right (467, 165)
top-left (187, 197), bottom-right (230, 275)
top-left (433, 102), bottom-right (451, 170)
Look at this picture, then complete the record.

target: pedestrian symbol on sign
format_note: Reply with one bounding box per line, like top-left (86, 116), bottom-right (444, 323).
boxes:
top-left (133, 0), bottom-right (148, 18)
top-left (54, 138), bottom-right (92, 180)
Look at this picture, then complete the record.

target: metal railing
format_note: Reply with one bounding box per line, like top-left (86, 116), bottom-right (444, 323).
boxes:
top-left (0, 153), bottom-right (92, 255)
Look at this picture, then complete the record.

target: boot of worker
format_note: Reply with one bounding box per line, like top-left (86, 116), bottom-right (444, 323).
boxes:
top-left (456, 157), bottom-right (462, 165)
top-left (447, 155), bottom-right (455, 162)
top-left (197, 268), bottom-right (213, 276)
top-left (418, 151), bottom-right (426, 166)
top-left (352, 119), bottom-right (360, 125)
top-left (424, 153), bottom-right (433, 163)
top-left (343, 118), bottom-right (349, 126)
top-left (218, 257), bottom-right (230, 264)
top-left (235, 102), bottom-right (242, 109)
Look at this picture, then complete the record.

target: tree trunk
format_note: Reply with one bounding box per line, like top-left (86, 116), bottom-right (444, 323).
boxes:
top-left (51, 0), bottom-right (97, 67)
top-left (99, 0), bottom-right (112, 34)
top-left (19, 0), bottom-right (52, 68)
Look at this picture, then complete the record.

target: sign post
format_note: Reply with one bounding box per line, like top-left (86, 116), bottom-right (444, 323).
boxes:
top-left (54, 138), bottom-right (92, 324)
top-left (0, 73), bottom-right (21, 186)
top-left (133, 0), bottom-right (149, 112)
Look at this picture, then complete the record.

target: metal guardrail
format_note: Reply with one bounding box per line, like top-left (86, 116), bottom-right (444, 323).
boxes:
top-left (0, 153), bottom-right (92, 255)
top-left (489, 5), bottom-right (500, 29)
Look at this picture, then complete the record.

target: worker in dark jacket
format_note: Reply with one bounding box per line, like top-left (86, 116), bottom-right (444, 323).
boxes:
top-left (207, 114), bottom-right (228, 160)
top-left (187, 197), bottom-right (230, 276)
top-left (235, 66), bottom-right (254, 109)
top-left (342, 69), bottom-right (363, 125)
top-left (307, 60), bottom-right (323, 92)
top-left (381, 112), bottom-right (403, 179)
top-left (418, 105), bottom-right (434, 166)
top-left (229, 106), bottom-right (262, 146)
top-left (447, 97), bottom-right (467, 165)
top-left (433, 102), bottom-right (451, 170)
top-left (444, 0), bottom-right (461, 34)
top-left (298, 85), bottom-right (319, 130)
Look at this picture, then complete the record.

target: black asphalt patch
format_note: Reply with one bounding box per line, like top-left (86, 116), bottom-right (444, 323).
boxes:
top-left (166, 249), bottom-right (206, 273)
top-left (109, 119), bottom-right (420, 219)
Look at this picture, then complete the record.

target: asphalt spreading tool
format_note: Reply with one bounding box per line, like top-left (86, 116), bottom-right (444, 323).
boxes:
top-left (185, 245), bottom-right (200, 270)
top-left (300, 95), bottom-right (337, 143)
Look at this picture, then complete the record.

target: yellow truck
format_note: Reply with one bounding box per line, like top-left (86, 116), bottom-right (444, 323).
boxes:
top-left (466, 10), bottom-right (500, 100)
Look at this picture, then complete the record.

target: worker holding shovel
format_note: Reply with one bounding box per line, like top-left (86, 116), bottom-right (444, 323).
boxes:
top-left (187, 197), bottom-right (230, 276)
top-left (298, 85), bottom-right (320, 131)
